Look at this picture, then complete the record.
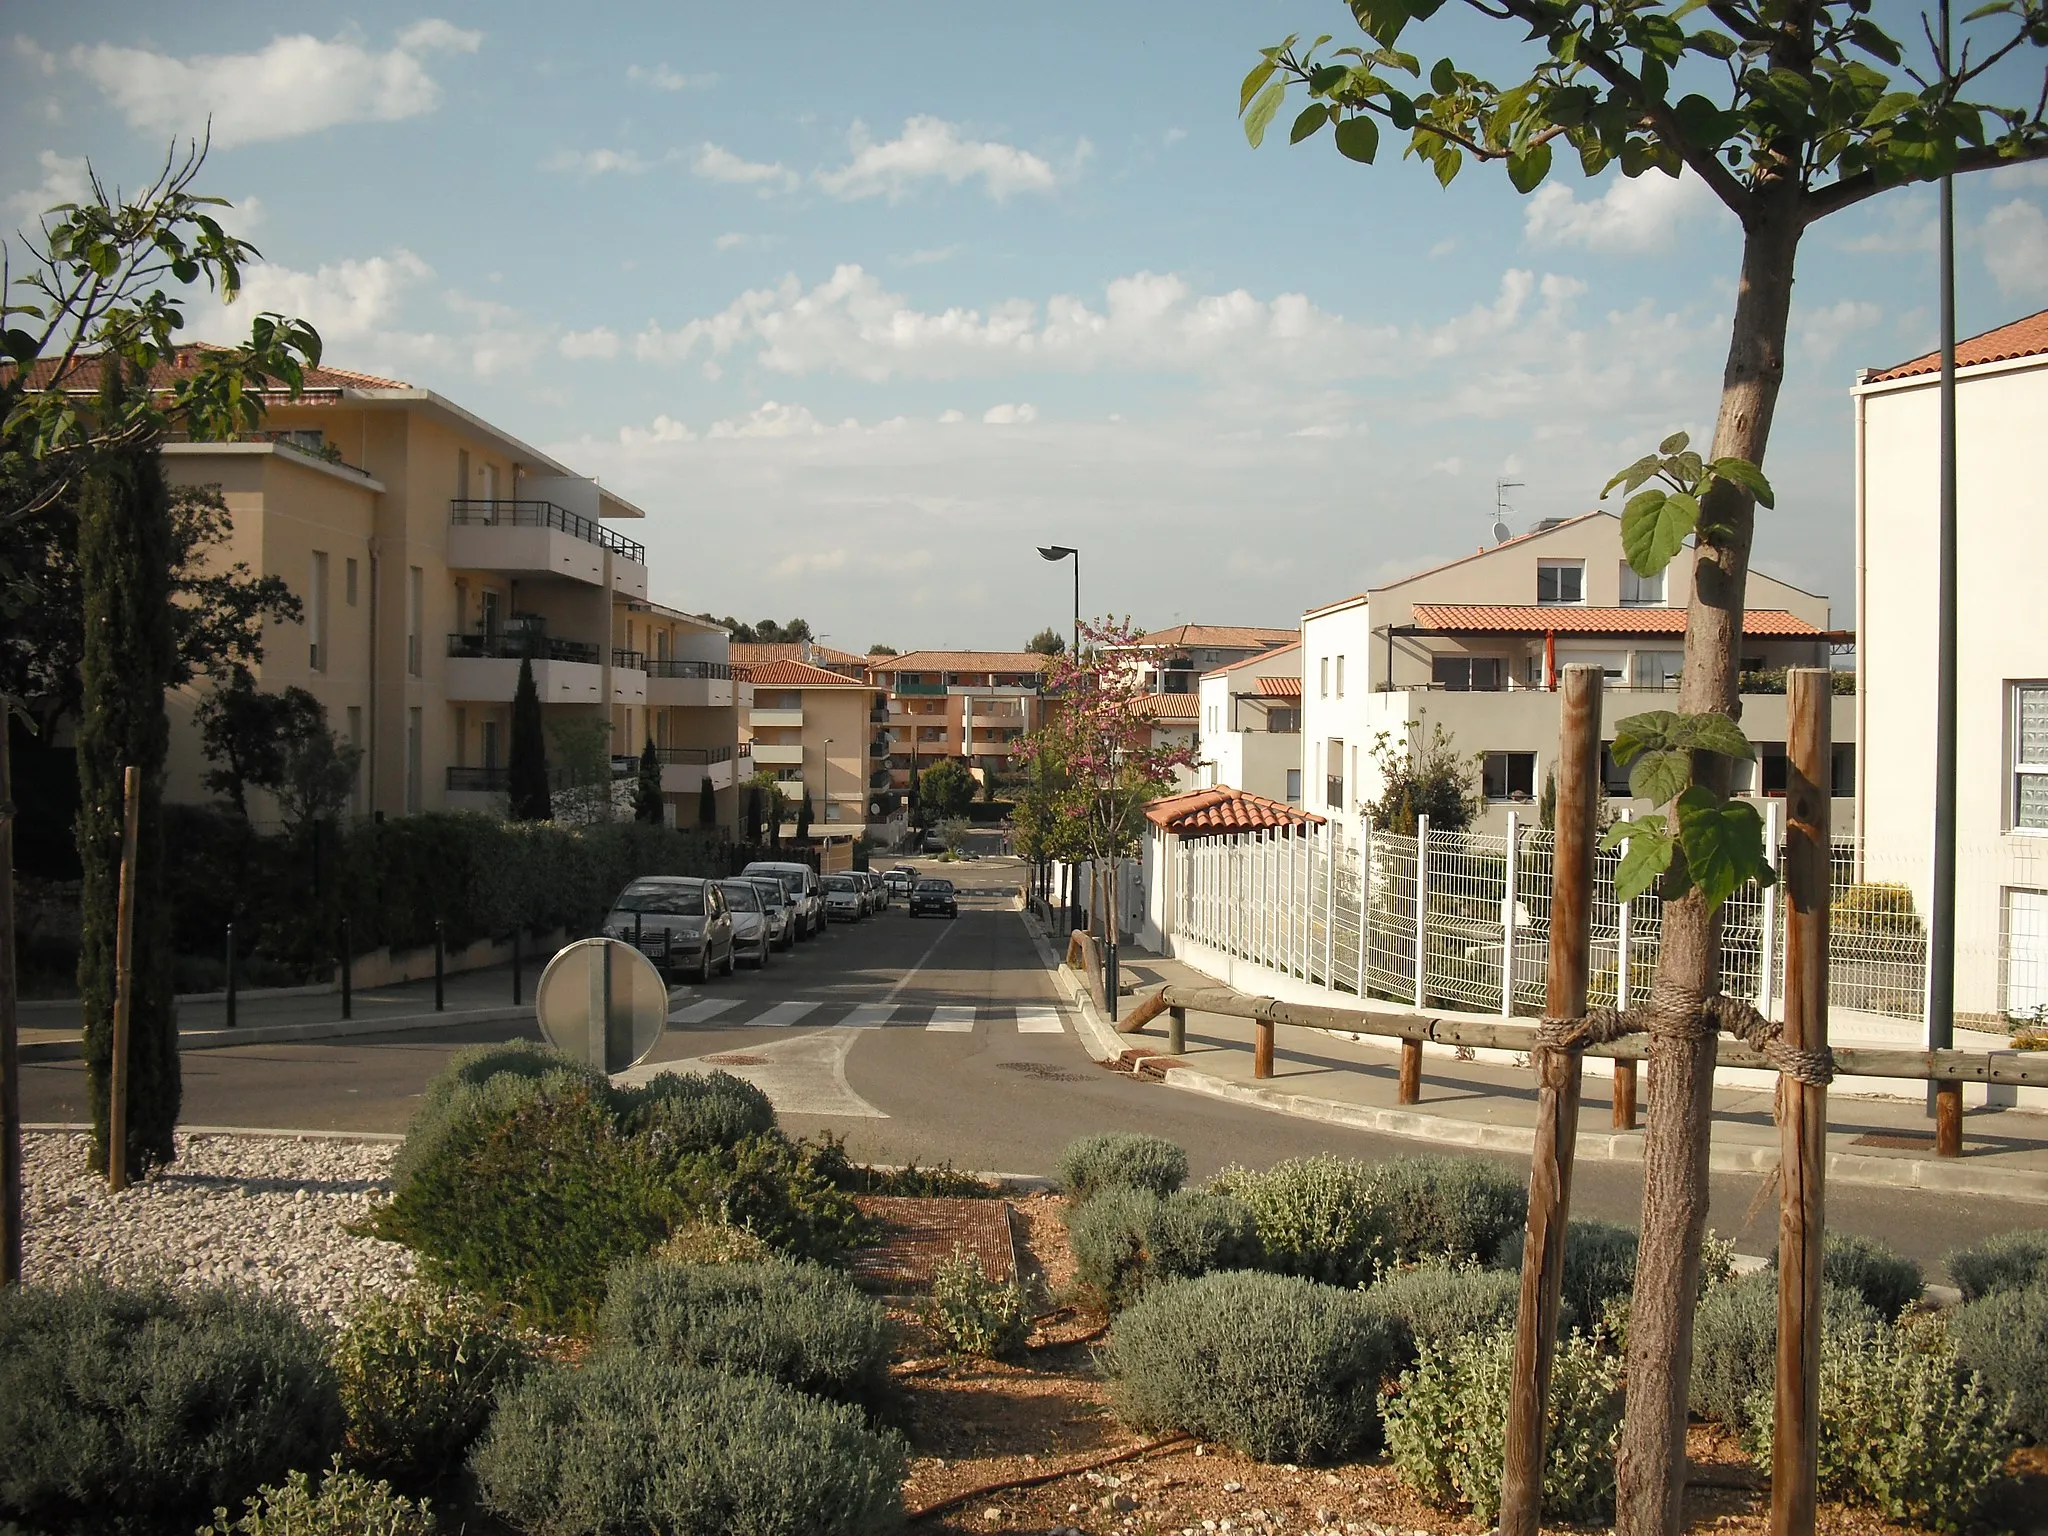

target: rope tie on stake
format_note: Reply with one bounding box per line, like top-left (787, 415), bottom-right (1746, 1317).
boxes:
top-left (1530, 993), bottom-right (1835, 1085)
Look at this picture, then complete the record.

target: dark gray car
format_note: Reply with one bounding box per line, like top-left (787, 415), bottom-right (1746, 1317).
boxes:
top-left (606, 876), bottom-right (734, 981)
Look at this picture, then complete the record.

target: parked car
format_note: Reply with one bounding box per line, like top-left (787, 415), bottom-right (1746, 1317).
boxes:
top-left (920, 834), bottom-right (947, 853)
top-left (717, 879), bottom-right (775, 968)
top-left (606, 876), bottom-right (734, 981)
top-left (909, 877), bottom-right (958, 919)
top-left (741, 861), bottom-right (824, 939)
top-left (822, 872), bottom-right (865, 923)
top-left (857, 869), bottom-right (886, 912)
top-left (883, 867), bottom-right (916, 898)
top-left (743, 876), bottom-right (797, 951)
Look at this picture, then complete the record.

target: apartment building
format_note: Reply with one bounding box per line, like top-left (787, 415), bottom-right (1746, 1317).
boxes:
top-left (124, 347), bottom-right (742, 827)
top-left (1300, 511), bottom-right (1851, 840)
top-left (1856, 309), bottom-right (2048, 1022)
top-left (865, 651), bottom-right (1052, 792)
top-left (735, 655), bottom-right (884, 834)
top-left (1196, 644), bottom-right (1303, 805)
top-left (1119, 624), bottom-right (1299, 694)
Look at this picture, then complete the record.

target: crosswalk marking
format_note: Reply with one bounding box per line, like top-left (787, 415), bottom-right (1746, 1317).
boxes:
top-left (669, 999), bottom-right (741, 1025)
top-left (746, 1001), bottom-right (820, 1028)
top-left (842, 1004), bottom-right (897, 1029)
top-left (926, 1006), bottom-right (976, 1033)
top-left (1016, 1005), bottom-right (1066, 1034)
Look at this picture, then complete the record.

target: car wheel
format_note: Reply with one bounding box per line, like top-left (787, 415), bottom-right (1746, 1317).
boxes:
top-left (719, 941), bottom-right (736, 977)
top-left (694, 949), bottom-right (711, 983)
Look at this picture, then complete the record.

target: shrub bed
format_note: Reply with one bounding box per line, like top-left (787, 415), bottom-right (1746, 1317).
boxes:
top-left (1209, 1154), bottom-right (1391, 1287)
top-left (1690, 1271), bottom-right (1878, 1433)
top-left (596, 1258), bottom-right (891, 1411)
top-left (1948, 1280), bottom-right (2048, 1440)
top-left (200, 1459), bottom-right (434, 1536)
top-left (0, 1279), bottom-right (344, 1536)
top-left (470, 1352), bottom-right (906, 1536)
top-left (1945, 1229), bottom-right (2048, 1302)
top-left (1102, 1270), bottom-right (1400, 1464)
top-left (618, 1070), bottom-right (777, 1156)
top-left (1362, 1262), bottom-right (1525, 1367)
top-left (1374, 1156), bottom-right (1526, 1267)
top-left (1056, 1132), bottom-right (1188, 1201)
top-left (1770, 1231), bottom-right (1923, 1321)
top-left (1066, 1188), bottom-right (1262, 1310)
top-left (925, 1248), bottom-right (1032, 1358)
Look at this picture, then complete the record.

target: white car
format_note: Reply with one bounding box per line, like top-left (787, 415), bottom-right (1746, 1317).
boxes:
top-left (741, 861), bottom-right (825, 939)
top-left (821, 872), bottom-right (865, 923)
top-left (717, 879), bottom-right (775, 967)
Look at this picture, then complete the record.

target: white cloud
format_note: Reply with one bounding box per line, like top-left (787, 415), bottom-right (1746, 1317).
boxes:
top-left (714, 232), bottom-right (750, 251)
top-left (627, 62), bottom-right (713, 91)
top-left (773, 547), bottom-right (851, 578)
top-left (1524, 170), bottom-right (1726, 254)
top-left (542, 147), bottom-right (659, 176)
top-left (815, 116), bottom-right (1063, 202)
top-left (692, 143), bottom-right (799, 192)
top-left (894, 245), bottom-right (962, 267)
top-left (937, 408), bottom-right (965, 424)
top-left (709, 401), bottom-right (835, 439)
top-left (982, 402), bottom-right (1037, 425)
top-left (560, 326), bottom-right (621, 359)
top-left (1798, 298), bottom-right (1883, 359)
top-left (226, 251), bottom-right (434, 342)
top-left (12, 35), bottom-right (57, 75)
top-left (72, 22), bottom-right (480, 147)
top-left (6, 150), bottom-right (88, 222)
top-left (1983, 199), bottom-right (2048, 300)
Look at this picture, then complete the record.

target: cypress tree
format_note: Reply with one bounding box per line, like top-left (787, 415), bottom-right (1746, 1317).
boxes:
top-left (75, 372), bottom-right (179, 1176)
top-left (744, 784), bottom-right (763, 844)
top-left (507, 655), bottom-right (551, 821)
top-left (796, 790), bottom-right (814, 841)
top-left (697, 773), bottom-right (717, 829)
top-left (633, 738), bottom-right (663, 824)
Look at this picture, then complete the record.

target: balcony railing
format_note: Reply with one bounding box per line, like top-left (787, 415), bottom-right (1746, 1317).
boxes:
top-left (612, 649), bottom-right (645, 670)
top-left (168, 430), bottom-right (376, 479)
top-left (645, 659), bottom-right (737, 679)
top-left (893, 680), bottom-right (948, 696)
top-left (449, 498), bottom-right (646, 564)
top-left (639, 746), bottom-right (737, 765)
top-left (447, 633), bottom-right (600, 665)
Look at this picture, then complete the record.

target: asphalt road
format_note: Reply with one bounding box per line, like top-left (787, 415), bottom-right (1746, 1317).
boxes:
top-left (22, 856), bottom-right (2045, 1275)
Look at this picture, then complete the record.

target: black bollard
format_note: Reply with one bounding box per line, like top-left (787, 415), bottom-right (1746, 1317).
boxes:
top-left (1106, 937), bottom-right (1120, 1023)
top-left (434, 919), bottom-right (445, 1012)
top-left (340, 916), bottom-right (352, 1021)
top-left (224, 922), bottom-right (237, 1029)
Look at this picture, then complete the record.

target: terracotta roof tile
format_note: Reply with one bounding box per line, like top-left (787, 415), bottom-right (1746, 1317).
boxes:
top-left (1133, 693), bottom-right (1200, 721)
top-left (865, 650), bottom-right (1052, 674)
top-left (1203, 643), bottom-right (1302, 678)
top-left (729, 642), bottom-right (868, 670)
top-left (1408, 603), bottom-right (1823, 637)
top-left (1145, 786), bottom-right (1324, 835)
top-left (1254, 675), bottom-right (1304, 696)
top-left (1866, 309), bottom-right (2048, 383)
top-left (5, 342), bottom-right (412, 394)
top-left (1129, 624), bottom-right (1300, 650)
top-left (743, 659), bottom-right (872, 687)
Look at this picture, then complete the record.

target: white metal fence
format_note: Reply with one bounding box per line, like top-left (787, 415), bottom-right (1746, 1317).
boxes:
top-left (1172, 815), bottom-right (1930, 1026)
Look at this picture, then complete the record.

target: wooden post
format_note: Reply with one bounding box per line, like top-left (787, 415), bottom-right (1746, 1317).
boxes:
top-left (1168, 1005), bottom-right (1185, 1056)
top-left (1398, 1038), bottom-right (1423, 1104)
top-left (1499, 665), bottom-right (1602, 1536)
top-left (1254, 1019), bottom-right (1274, 1079)
top-left (1614, 1059), bottom-right (1639, 1130)
top-left (1, 722), bottom-right (22, 1281)
top-left (1615, 811), bottom-right (1637, 1130)
top-left (1935, 1087), bottom-right (1963, 1157)
top-left (1772, 667), bottom-right (1832, 1536)
top-left (107, 765), bottom-right (141, 1195)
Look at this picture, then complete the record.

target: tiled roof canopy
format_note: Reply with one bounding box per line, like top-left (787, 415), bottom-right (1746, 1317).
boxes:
top-left (1254, 675), bottom-right (1303, 697)
top-left (1407, 604), bottom-right (1825, 638)
top-left (865, 650), bottom-right (1052, 673)
top-left (744, 659), bottom-right (870, 687)
top-left (1130, 624), bottom-right (1299, 650)
top-left (6, 343), bottom-right (410, 394)
top-left (1133, 693), bottom-right (1200, 721)
top-left (1866, 309), bottom-right (2048, 382)
top-left (1145, 787), bottom-right (1324, 836)
top-left (730, 642), bottom-right (868, 669)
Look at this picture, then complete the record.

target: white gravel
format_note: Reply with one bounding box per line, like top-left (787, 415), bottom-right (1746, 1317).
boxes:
top-left (23, 1130), bottom-right (417, 1323)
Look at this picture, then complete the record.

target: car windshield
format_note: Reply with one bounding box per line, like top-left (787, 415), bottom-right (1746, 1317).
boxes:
top-left (718, 881), bottom-right (761, 912)
top-left (824, 875), bottom-right (857, 892)
top-left (615, 881), bottom-right (705, 916)
top-left (746, 880), bottom-right (788, 908)
top-left (916, 880), bottom-right (953, 893)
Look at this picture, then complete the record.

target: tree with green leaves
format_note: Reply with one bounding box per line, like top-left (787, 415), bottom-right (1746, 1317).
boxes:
top-left (1366, 721), bottom-right (1479, 835)
top-left (796, 790), bottom-right (814, 841)
top-left (195, 671), bottom-right (331, 818)
top-left (917, 758), bottom-right (978, 823)
top-left (75, 366), bottom-right (179, 1179)
top-left (507, 658), bottom-right (551, 823)
top-left (1025, 627), bottom-right (1066, 657)
top-left (1242, 4), bottom-right (2046, 1530)
top-left (633, 739), bottom-right (663, 824)
top-left (743, 782), bottom-right (765, 843)
top-left (698, 773), bottom-right (718, 830)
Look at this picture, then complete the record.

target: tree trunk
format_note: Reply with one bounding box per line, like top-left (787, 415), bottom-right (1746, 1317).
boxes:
top-left (1, 720), bottom-right (21, 1282)
top-left (1613, 185), bottom-right (1805, 1536)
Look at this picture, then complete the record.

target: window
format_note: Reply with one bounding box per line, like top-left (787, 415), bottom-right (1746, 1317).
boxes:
top-left (404, 707), bottom-right (422, 814)
top-left (1620, 563), bottom-right (1666, 606)
top-left (406, 566), bottom-right (423, 676)
top-left (1319, 656), bottom-right (1329, 697)
top-left (480, 589), bottom-right (500, 638)
top-left (1600, 744), bottom-right (1633, 796)
top-left (1831, 743), bottom-right (1856, 798)
top-left (1326, 737), bottom-right (1345, 810)
top-left (1432, 656), bottom-right (1504, 692)
top-left (308, 551), bottom-right (328, 672)
top-left (1482, 751), bottom-right (1537, 801)
top-left (1335, 655), bottom-right (1345, 697)
top-left (2015, 683), bottom-right (2048, 831)
top-left (1537, 560), bottom-right (1585, 605)
top-left (1268, 707), bottom-right (1300, 733)
top-left (481, 718), bottom-right (501, 771)
top-left (1756, 742), bottom-right (1789, 796)
top-left (1634, 650), bottom-right (1683, 689)
top-left (345, 557), bottom-right (359, 606)
top-left (1285, 768), bottom-right (1302, 805)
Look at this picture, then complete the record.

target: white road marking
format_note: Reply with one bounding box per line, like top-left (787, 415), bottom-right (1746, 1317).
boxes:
top-left (668, 999), bottom-right (741, 1025)
top-left (926, 1006), bottom-right (976, 1033)
top-left (1016, 1005), bottom-right (1065, 1034)
top-left (618, 1030), bottom-right (885, 1119)
top-left (746, 1001), bottom-right (819, 1028)
top-left (842, 1004), bottom-right (897, 1029)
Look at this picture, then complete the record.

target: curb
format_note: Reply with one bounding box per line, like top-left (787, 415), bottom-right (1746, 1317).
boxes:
top-left (20, 1004), bottom-right (534, 1063)
top-left (26, 1121), bottom-right (407, 1143)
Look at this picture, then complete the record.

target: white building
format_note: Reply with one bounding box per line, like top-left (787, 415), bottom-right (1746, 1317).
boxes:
top-left (1856, 309), bottom-right (2048, 1024)
top-left (1196, 644), bottom-right (1303, 805)
top-left (1299, 511), bottom-right (1850, 842)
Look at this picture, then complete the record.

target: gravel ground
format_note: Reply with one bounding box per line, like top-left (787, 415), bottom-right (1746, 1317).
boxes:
top-left (23, 1131), bottom-right (415, 1322)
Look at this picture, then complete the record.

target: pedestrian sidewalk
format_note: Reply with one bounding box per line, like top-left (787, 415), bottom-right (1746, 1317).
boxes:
top-left (19, 966), bottom-right (532, 1062)
top-left (1023, 915), bottom-right (2048, 1206)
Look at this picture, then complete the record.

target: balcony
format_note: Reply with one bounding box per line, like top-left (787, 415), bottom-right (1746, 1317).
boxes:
top-left (444, 633), bottom-right (602, 703)
top-left (612, 649), bottom-right (647, 706)
top-left (449, 631), bottom-right (599, 664)
top-left (447, 499), bottom-right (648, 596)
top-left (619, 744), bottom-right (740, 795)
top-left (750, 708), bottom-right (805, 729)
top-left (750, 742), bottom-right (805, 767)
top-left (893, 680), bottom-right (947, 697)
top-left (646, 658), bottom-right (738, 708)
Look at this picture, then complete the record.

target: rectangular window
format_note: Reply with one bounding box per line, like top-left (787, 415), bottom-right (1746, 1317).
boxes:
top-left (1756, 742), bottom-right (1789, 796)
top-left (1335, 655), bottom-right (1345, 697)
top-left (2015, 683), bottom-right (2048, 831)
top-left (1326, 737), bottom-right (1345, 810)
top-left (405, 707), bottom-right (422, 814)
top-left (346, 706), bottom-right (364, 814)
top-left (308, 551), bottom-right (328, 672)
top-left (1831, 742), bottom-right (1856, 798)
top-left (1432, 656), bottom-right (1505, 692)
top-left (1620, 563), bottom-right (1666, 606)
top-left (480, 589), bottom-right (501, 638)
top-left (1634, 650), bottom-right (1684, 690)
top-left (1319, 657), bottom-right (1329, 697)
top-left (481, 719), bottom-right (501, 771)
top-left (1537, 560), bottom-right (1585, 605)
top-left (1600, 744), bottom-right (1633, 797)
top-left (1269, 707), bottom-right (1300, 733)
top-left (406, 566), bottom-right (423, 677)
top-left (1285, 768), bottom-right (1302, 805)
top-left (1482, 751), bottom-right (1538, 801)
top-left (345, 557), bottom-right (359, 606)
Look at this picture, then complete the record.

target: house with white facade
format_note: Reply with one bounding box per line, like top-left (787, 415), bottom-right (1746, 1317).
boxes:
top-left (1856, 309), bottom-right (2048, 1024)
top-left (1299, 512), bottom-right (1851, 842)
top-left (1196, 644), bottom-right (1303, 805)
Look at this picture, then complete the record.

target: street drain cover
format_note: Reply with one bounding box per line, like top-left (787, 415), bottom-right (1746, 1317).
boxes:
top-left (702, 1053), bottom-right (767, 1066)
top-left (997, 1061), bottom-right (1085, 1083)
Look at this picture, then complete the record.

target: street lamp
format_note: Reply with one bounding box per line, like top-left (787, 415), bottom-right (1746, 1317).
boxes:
top-left (1038, 545), bottom-right (1079, 663)
top-left (822, 737), bottom-right (833, 830)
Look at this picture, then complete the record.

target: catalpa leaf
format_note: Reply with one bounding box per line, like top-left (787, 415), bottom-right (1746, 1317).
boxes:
top-left (1241, 55), bottom-right (1281, 114)
top-left (1621, 488), bottom-right (1698, 576)
top-left (1613, 822), bottom-right (1676, 904)
top-left (1244, 81), bottom-right (1288, 147)
top-left (1676, 786), bottom-right (1770, 912)
top-left (1629, 747), bottom-right (1692, 807)
top-left (1658, 430), bottom-right (1689, 454)
top-left (1291, 103), bottom-right (1331, 142)
top-left (1611, 710), bottom-right (1681, 767)
top-left (1675, 711), bottom-right (1754, 761)
top-left (1334, 114), bottom-right (1381, 162)
top-left (1708, 455), bottom-right (1775, 509)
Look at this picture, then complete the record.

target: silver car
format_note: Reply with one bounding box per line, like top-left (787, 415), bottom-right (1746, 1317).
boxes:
top-left (743, 876), bottom-right (797, 951)
top-left (718, 878), bottom-right (775, 968)
top-left (822, 872), bottom-right (864, 923)
top-left (605, 877), bottom-right (734, 982)
top-left (741, 861), bottom-right (825, 939)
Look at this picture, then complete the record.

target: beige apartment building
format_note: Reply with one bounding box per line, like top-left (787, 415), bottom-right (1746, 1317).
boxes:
top-left (129, 348), bottom-right (744, 827)
top-left (864, 651), bottom-right (1052, 794)
top-left (734, 655), bottom-right (884, 834)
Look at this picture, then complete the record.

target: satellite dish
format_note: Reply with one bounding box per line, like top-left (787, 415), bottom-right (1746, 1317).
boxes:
top-left (1491, 519), bottom-right (1512, 545)
top-left (535, 937), bottom-right (668, 1075)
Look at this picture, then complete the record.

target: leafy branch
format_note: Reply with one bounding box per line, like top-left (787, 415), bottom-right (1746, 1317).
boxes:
top-left (1599, 430), bottom-right (1774, 576)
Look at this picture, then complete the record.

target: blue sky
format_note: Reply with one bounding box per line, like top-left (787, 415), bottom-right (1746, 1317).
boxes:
top-left (6, 2), bottom-right (2045, 651)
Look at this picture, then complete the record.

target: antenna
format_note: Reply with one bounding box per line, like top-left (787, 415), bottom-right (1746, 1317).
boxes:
top-left (1493, 478), bottom-right (1524, 544)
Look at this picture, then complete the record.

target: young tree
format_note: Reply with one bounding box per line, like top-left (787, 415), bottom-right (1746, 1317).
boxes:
top-left (697, 773), bottom-right (717, 830)
top-left (272, 716), bottom-right (362, 834)
top-left (917, 758), bottom-right (978, 822)
top-left (744, 782), bottom-right (765, 843)
top-left (633, 739), bottom-right (664, 824)
top-left (506, 656), bottom-right (551, 822)
top-left (1242, 8), bottom-right (2047, 1532)
top-left (74, 367), bottom-right (179, 1178)
top-left (796, 790), bottom-right (814, 841)
top-left (194, 671), bottom-right (327, 816)
top-left (866, 643), bottom-right (899, 657)
top-left (1025, 627), bottom-right (1066, 657)
top-left (1366, 721), bottom-right (1480, 835)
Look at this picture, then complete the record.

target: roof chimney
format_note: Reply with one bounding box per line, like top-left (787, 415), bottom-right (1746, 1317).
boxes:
top-left (800, 638), bottom-right (812, 664)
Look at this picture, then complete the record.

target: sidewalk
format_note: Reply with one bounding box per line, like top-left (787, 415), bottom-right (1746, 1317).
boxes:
top-left (19, 966), bottom-right (533, 1062)
top-left (1023, 914), bottom-right (2048, 1206)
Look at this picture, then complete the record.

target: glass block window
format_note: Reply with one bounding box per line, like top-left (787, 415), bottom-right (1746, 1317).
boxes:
top-left (2018, 684), bottom-right (2048, 831)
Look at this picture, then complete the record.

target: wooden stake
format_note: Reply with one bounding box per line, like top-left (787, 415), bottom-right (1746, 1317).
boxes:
top-left (1614, 1060), bottom-right (1639, 1130)
top-left (107, 764), bottom-right (140, 1195)
top-left (1772, 668), bottom-right (1831, 1536)
top-left (0, 722), bottom-right (22, 1281)
top-left (1398, 1038), bottom-right (1423, 1104)
top-left (1934, 1084), bottom-right (1963, 1157)
top-left (1253, 1019), bottom-right (1274, 1079)
top-left (1499, 664), bottom-right (1602, 1536)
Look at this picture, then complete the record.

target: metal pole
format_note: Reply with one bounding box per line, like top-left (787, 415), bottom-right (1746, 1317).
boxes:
top-left (225, 923), bottom-right (237, 1030)
top-left (1503, 811), bottom-right (1521, 1017)
top-left (1758, 799), bottom-right (1784, 1018)
top-left (107, 765), bottom-right (141, 1194)
top-left (1412, 814), bottom-right (1430, 1009)
top-left (1928, 0), bottom-right (1962, 1152)
top-left (1322, 824), bottom-right (1336, 989)
top-left (0, 722), bottom-right (20, 1281)
top-left (433, 920), bottom-right (445, 1012)
top-left (1072, 556), bottom-right (1080, 670)
top-left (339, 915), bottom-right (352, 1021)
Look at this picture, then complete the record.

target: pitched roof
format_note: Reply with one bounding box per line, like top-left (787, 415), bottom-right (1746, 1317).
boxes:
top-left (1203, 643), bottom-right (1302, 678)
top-left (864, 650), bottom-right (1052, 674)
top-left (1254, 675), bottom-right (1304, 697)
top-left (1129, 624), bottom-right (1300, 651)
top-left (729, 642), bottom-right (868, 670)
top-left (1304, 513), bottom-right (1610, 620)
top-left (1133, 693), bottom-right (1200, 721)
top-left (1866, 309), bottom-right (2048, 383)
top-left (1145, 786), bottom-right (1325, 836)
top-left (1407, 603), bottom-right (1825, 637)
top-left (7, 342), bottom-right (411, 394)
top-left (743, 658), bottom-right (871, 688)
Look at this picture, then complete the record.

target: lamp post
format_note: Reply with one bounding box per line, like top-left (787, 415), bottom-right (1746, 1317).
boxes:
top-left (1038, 545), bottom-right (1079, 664)
top-left (823, 737), bottom-right (834, 833)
